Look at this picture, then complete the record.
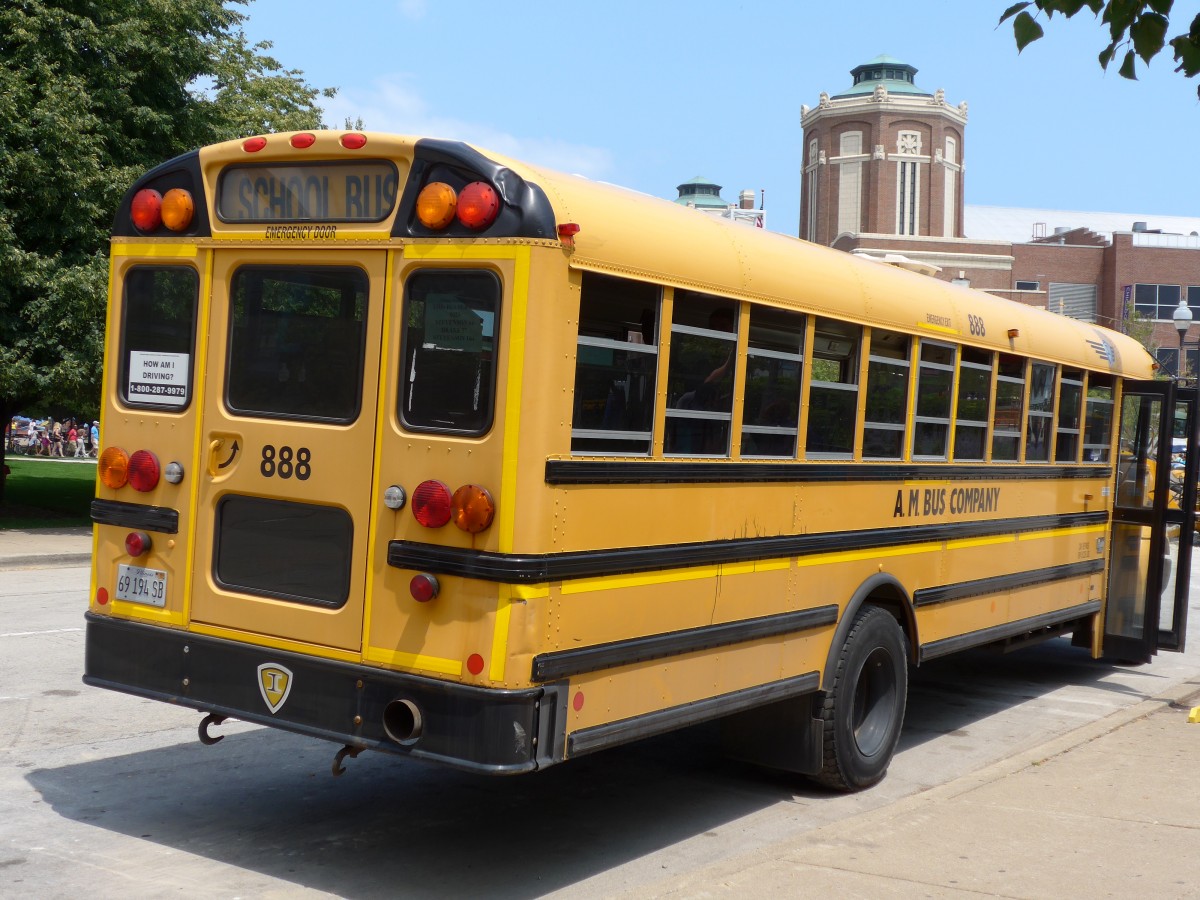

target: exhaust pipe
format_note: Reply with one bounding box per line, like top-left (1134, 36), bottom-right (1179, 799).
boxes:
top-left (382, 698), bottom-right (424, 745)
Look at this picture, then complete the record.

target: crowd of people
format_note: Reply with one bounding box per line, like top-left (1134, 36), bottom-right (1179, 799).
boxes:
top-left (5, 416), bottom-right (99, 459)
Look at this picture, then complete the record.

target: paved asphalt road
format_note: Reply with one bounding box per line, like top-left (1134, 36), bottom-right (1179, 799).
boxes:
top-left (2, 558), bottom-right (1198, 898)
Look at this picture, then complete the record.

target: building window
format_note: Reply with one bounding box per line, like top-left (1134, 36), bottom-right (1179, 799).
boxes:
top-left (837, 131), bottom-right (863, 235)
top-left (895, 131), bottom-right (921, 237)
top-left (1133, 283), bottom-right (1192, 320)
top-left (1015, 280), bottom-right (1039, 291)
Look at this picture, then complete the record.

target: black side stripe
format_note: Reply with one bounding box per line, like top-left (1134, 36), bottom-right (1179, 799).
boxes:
top-left (913, 559), bottom-right (1106, 607)
top-left (567, 672), bottom-right (821, 758)
top-left (91, 499), bottom-right (180, 534)
top-left (387, 511), bottom-right (1108, 584)
top-left (531, 604), bottom-right (839, 682)
top-left (546, 460), bottom-right (1112, 485)
top-left (919, 600), bottom-right (1102, 661)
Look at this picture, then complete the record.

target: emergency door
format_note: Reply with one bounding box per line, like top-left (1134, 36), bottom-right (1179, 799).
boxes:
top-left (189, 250), bottom-right (387, 651)
top-left (1103, 380), bottom-right (1196, 661)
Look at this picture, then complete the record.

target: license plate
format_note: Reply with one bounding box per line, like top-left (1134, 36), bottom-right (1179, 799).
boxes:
top-left (115, 564), bottom-right (167, 607)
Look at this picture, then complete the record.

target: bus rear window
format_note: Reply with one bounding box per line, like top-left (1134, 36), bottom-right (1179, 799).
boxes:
top-left (226, 266), bottom-right (369, 422)
top-left (399, 269), bottom-right (500, 435)
top-left (119, 266), bottom-right (198, 410)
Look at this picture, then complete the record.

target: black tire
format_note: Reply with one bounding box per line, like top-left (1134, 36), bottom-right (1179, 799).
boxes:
top-left (814, 605), bottom-right (908, 791)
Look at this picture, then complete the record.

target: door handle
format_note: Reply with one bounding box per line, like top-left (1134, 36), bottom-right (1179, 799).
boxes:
top-left (206, 439), bottom-right (223, 477)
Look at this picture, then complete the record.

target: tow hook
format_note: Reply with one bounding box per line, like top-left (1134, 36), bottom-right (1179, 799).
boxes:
top-left (198, 713), bottom-right (227, 745)
top-left (332, 744), bottom-right (361, 776)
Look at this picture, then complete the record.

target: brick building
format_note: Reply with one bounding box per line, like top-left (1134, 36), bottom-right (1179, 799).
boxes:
top-left (799, 56), bottom-right (1200, 374)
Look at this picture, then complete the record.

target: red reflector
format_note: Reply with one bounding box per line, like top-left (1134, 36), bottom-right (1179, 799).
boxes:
top-left (125, 531), bottom-right (152, 557)
top-left (130, 189), bottom-right (163, 232)
top-left (457, 182), bottom-right (500, 230)
top-left (557, 223), bottom-right (581, 239)
top-left (573, 691), bottom-right (585, 712)
top-left (96, 587), bottom-right (109, 606)
top-left (243, 136), bottom-right (267, 152)
top-left (127, 450), bottom-right (161, 492)
top-left (467, 654), bottom-right (485, 676)
top-left (340, 132), bottom-right (368, 150)
top-left (409, 573), bottom-right (439, 602)
top-left (412, 480), bottom-right (452, 528)
top-left (290, 132), bottom-right (316, 149)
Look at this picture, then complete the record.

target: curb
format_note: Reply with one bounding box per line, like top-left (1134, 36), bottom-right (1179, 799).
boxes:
top-left (0, 552), bottom-right (93, 570)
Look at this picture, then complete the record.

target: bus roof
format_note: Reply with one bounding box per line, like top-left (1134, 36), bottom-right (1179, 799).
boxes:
top-left (133, 131), bottom-right (1154, 378)
top-left (499, 151), bottom-right (1151, 378)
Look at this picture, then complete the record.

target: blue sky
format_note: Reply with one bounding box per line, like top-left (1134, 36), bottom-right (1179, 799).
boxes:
top-left (239, 0), bottom-right (1200, 235)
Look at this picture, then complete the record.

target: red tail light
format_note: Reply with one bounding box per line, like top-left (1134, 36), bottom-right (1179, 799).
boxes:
top-left (412, 480), bottom-right (452, 528)
top-left (127, 450), bottom-right (161, 492)
top-left (457, 182), bottom-right (500, 230)
top-left (130, 189), bottom-right (163, 232)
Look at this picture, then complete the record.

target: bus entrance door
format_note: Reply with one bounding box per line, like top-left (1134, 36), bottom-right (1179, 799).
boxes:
top-left (187, 251), bottom-right (387, 652)
top-left (1103, 381), bottom-right (1196, 662)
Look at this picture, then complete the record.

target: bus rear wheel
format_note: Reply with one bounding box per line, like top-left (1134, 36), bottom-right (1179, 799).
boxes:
top-left (814, 605), bottom-right (908, 791)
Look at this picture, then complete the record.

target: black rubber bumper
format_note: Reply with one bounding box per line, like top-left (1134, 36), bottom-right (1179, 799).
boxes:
top-left (83, 613), bottom-right (567, 774)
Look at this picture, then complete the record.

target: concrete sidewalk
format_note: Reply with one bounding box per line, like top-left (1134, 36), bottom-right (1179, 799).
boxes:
top-left (636, 681), bottom-right (1200, 898)
top-left (0, 526), bottom-right (92, 569)
top-left (6, 526), bottom-right (1200, 897)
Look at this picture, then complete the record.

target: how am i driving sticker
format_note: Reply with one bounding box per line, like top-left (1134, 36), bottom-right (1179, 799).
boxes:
top-left (128, 351), bottom-right (189, 406)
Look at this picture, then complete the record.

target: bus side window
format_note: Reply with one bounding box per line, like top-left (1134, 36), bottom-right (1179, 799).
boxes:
top-left (992, 354), bottom-right (1026, 461)
top-left (741, 305), bottom-right (805, 458)
top-left (806, 317), bottom-right (861, 458)
top-left (1026, 362), bottom-right (1056, 462)
top-left (863, 329), bottom-right (911, 460)
top-left (571, 272), bottom-right (660, 455)
top-left (664, 291), bottom-right (738, 457)
top-left (954, 347), bottom-right (992, 460)
top-left (1083, 374), bottom-right (1115, 463)
top-left (1057, 369), bottom-right (1085, 462)
top-left (912, 341), bottom-right (955, 460)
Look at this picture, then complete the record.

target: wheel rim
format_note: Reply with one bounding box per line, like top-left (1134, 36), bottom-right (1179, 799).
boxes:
top-left (851, 646), bottom-right (897, 758)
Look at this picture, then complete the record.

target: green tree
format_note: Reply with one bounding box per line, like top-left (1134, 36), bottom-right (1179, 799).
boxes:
top-left (1000, 2), bottom-right (1200, 95)
top-left (0, 0), bottom-right (333, 502)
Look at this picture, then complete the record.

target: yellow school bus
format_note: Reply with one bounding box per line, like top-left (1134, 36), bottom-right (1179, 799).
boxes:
top-left (84, 131), bottom-right (1197, 790)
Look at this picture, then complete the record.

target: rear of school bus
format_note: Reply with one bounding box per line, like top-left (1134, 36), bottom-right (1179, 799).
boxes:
top-left (85, 132), bottom-right (575, 773)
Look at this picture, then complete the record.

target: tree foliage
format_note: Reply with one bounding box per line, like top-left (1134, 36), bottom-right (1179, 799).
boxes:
top-left (1000, 1), bottom-right (1200, 95)
top-left (0, 0), bottom-right (332, 491)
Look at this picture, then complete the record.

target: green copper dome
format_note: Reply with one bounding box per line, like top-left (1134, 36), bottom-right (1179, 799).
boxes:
top-left (674, 176), bottom-right (728, 209)
top-left (833, 55), bottom-right (930, 98)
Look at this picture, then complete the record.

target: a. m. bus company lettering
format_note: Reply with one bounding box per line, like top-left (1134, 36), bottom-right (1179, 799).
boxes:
top-left (892, 485), bottom-right (1002, 518)
top-left (217, 162), bottom-right (398, 223)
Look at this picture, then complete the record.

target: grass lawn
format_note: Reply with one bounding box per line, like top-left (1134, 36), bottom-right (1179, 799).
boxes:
top-left (0, 457), bottom-right (95, 529)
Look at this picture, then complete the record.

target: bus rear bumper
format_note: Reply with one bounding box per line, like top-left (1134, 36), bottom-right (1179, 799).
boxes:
top-left (82, 612), bottom-right (568, 775)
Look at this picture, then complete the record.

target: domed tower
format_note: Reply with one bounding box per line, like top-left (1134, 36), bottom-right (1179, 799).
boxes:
top-left (674, 176), bottom-right (730, 211)
top-left (799, 56), bottom-right (967, 245)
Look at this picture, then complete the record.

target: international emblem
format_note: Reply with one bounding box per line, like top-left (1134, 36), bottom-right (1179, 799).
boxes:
top-left (257, 663), bottom-right (293, 714)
